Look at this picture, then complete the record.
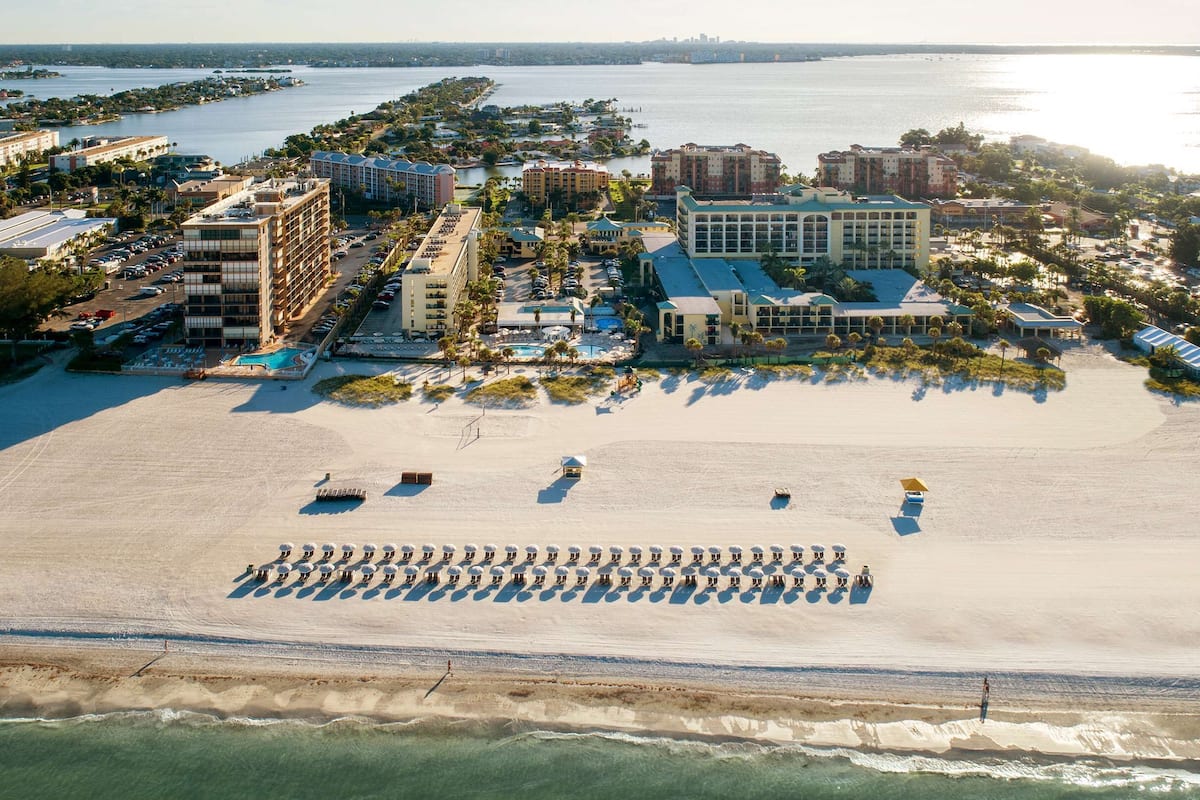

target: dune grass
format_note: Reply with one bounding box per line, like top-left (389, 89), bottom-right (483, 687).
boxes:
top-left (1145, 376), bottom-right (1200, 398)
top-left (422, 383), bottom-right (456, 402)
top-left (313, 374), bottom-right (412, 406)
top-left (541, 371), bottom-right (612, 404)
top-left (465, 376), bottom-right (538, 406)
top-left (861, 344), bottom-right (1065, 392)
top-left (754, 363), bottom-right (814, 380)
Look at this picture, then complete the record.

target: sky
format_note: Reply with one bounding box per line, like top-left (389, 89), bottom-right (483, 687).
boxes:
top-left (4, 0), bottom-right (1200, 45)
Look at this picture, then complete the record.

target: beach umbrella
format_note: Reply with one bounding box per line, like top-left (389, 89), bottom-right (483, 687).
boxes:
top-left (728, 567), bottom-right (743, 578)
top-left (483, 543), bottom-right (498, 556)
top-left (555, 566), bottom-right (570, 577)
top-left (750, 545), bottom-right (765, 560)
top-left (295, 562), bottom-right (313, 575)
top-left (749, 568), bottom-right (764, 580)
top-left (704, 567), bottom-right (720, 578)
top-left (532, 565), bottom-right (548, 576)
top-left (321, 543), bottom-right (336, 555)
top-left (832, 544), bottom-right (846, 561)
top-left (381, 543), bottom-right (397, 559)
top-left (301, 542), bottom-right (316, 554)
top-left (690, 546), bottom-right (705, 560)
top-left (588, 545), bottom-right (603, 558)
top-left (835, 568), bottom-right (851, 579)
top-left (342, 543), bottom-right (356, 557)
top-left (490, 566), bottom-right (506, 576)
top-left (422, 543), bottom-right (436, 555)
top-left (404, 565), bottom-right (419, 578)
top-left (317, 563), bottom-right (334, 576)
top-left (769, 544), bottom-right (785, 561)
top-left (899, 477), bottom-right (929, 492)
top-left (790, 544), bottom-right (805, 561)
top-left (810, 544), bottom-right (825, 559)
top-left (443, 544), bottom-right (457, 554)
top-left (279, 542), bottom-right (295, 553)
top-left (363, 543), bottom-right (377, 554)
top-left (546, 544), bottom-right (560, 554)
top-left (618, 567), bottom-right (634, 577)
top-left (662, 567), bottom-right (677, 577)
top-left (669, 546), bottom-right (683, 556)
top-left (813, 568), bottom-right (828, 580)
top-left (629, 545), bottom-right (643, 556)
top-left (276, 563), bottom-right (292, 575)
top-left (360, 564), bottom-right (376, 577)
top-left (526, 545), bottom-right (539, 555)
top-left (576, 566), bottom-right (591, 576)
top-left (505, 544), bottom-right (519, 554)
top-left (401, 544), bottom-right (416, 555)
top-left (448, 565), bottom-right (463, 576)
top-left (649, 545), bottom-right (663, 559)
top-left (729, 545), bottom-right (743, 556)
top-left (638, 567), bottom-right (654, 581)
top-left (464, 543), bottom-right (479, 555)
top-left (468, 565), bottom-right (484, 577)
top-left (381, 564), bottom-right (398, 575)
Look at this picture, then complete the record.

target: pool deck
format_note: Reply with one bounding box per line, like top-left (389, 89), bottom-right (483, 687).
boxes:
top-left (339, 332), bottom-right (637, 363)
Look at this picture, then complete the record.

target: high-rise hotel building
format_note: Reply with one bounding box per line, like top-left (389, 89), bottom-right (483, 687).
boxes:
top-left (182, 178), bottom-right (331, 348)
top-left (817, 145), bottom-right (958, 199)
top-left (400, 204), bottom-right (481, 337)
top-left (650, 143), bottom-right (782, 197)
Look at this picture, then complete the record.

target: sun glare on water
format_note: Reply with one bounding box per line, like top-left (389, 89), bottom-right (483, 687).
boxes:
top-left (980, 54), bottom-right (1200, 167)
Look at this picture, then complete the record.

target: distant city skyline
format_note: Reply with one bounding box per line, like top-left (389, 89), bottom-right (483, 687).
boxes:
top-left (2, 0), bottom-right (1197, 45)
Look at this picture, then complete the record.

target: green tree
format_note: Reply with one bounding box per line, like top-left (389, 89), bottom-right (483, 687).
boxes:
top-left (997, 339), bottom-right (1011, 376)
top-left (825, 333), bottom-right (841, 351)
top-left (1169, 223), bottom-right (1200, 267)
top-left (0, 257), bottom-right (83, 363)
top-left (684, 336), bottom-right (704, 366)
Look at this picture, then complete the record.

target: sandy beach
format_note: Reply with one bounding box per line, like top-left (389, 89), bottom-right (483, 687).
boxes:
top-left (1, 344), bottom-right (1198, 762)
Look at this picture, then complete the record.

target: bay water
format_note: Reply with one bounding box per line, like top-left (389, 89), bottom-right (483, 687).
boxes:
top-left (2, 712), bottom-right (1198, 799)
top-left (7, 55), bottom-right (1200, 174)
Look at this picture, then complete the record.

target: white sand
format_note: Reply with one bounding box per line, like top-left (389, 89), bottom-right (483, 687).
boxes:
top-left (0, 345), bottom-right (1197, 686)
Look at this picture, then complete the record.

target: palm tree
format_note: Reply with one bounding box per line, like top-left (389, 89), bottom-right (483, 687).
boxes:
top-left (997, 339), bottom-right (1011, 377)
top-left (901, 337), bottom-right (917, 356)
top-left (928, 327), bottom-right (943, 353)
top-left (533, 306), bottom-right (541, 326)
top-left (825, 333), bottom-right (841, 351)
top-left (458, 355), bottom-right (471, 379)
top-left (946, 321), bottom-right (964, 339)
top-left (437, 335), bottom-right (456, 373)
top-left (501, 346), bottom-right (515, 374)
top-left (898, 313), bottom-right (916, 338)
top-left (684, 337), bottom-right (704, 366)
top-left (867, 315), bottom-right (885, 341)
top-left (847, 331), bottom-right (862, 357)
top-left (766, 337), bottom-right (787, 363)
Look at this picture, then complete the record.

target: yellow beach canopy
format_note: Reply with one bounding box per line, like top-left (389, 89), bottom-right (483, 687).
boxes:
top-left (900, 477), bottom-right (929, 492)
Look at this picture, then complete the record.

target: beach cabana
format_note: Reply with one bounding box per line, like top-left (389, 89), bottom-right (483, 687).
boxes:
top-left (468, 566), bottom-right (484, 586)
top-left (295, 562), bottom-right (313, 583)
top-left (359, 564), bottom-right (376, 583)
top-left (790, 544), bottom-right (805, 563)
top-left (532, 565), bottom-right (548, 586)
top-left (669, 546), bottom-right (684, 565)
top-left (421, 543), bottom-right (436, 560)
top-left (810, 544), bottom-right (825, 563)
top-left (275, 563), bottom-right (292, 580)
top-left (638, 567), bottom-right (654, 587)
top-left (525, 545), bottom-right (539, 563)
top-left (749, 568), bottom-right (764, 589)
top-left (793, 571), bottom-right (805, 589)
top-left (490, 566), bottom-right (506, 586)
top-left (835, 568), bottom-right (851, 589)
top-left (588, 545), bottom-right (603, 562)
top-left (382, 564), bottom-right (398, 584)
top-left (682, 567), bottom-right (698, 587)
top-left (649, 545), bottom-right (664, 564)
top-left (381, 544), bottom-right (397, 561)
top-left (661, 567), bottom-right (676, 588)
top-left (728, 567), bottom-right (743, 589)
top-left (425, 568), bottom-right (439, 584)
top-left (400, 544), bottom-right (415, 562)
top-left (561, 455), bottom-right (587, 479)
top-left (483, 543), bottom-right (498, 561)
top-left (463, 543), bottom-right (478, 561)
top-left (301, 543), bottom-right (316, 560)
top-left (546, 544), bottom-right (560, 562)
top-left (856, 565), bottom-right (873, 588)
top-left (708, 546), bottom-right (722, 564)
top-left (900, 477), bottom-right (929, 504)
top-left (317, 563), bottom-right (334, 582)
top-left (575, 567), bottom-right (591, 587)
top-left (447, 565), bottom-right (462, 585)
top-left (832, 544), bottom-right (846, 562)
top-left (705, 567), bottom-right (721, 588)
top-left (404, 566), bottom-right (419, 585)
top-left (729, 545), bottom-right (743, 564)
top-left (279, 542), bottom-right (295, 558)
top-left (750, 546), bottom-right (765, 563)
top-left (362, 543), bottom-right (377, 560)
top-left (341, 543), bottom-right (356, 560)
top-left (504, 544), bottom-right (519, 562)
top-left (618, 567), bottom-right (633, 587)
top-left (255, 564), bottom-right (272, 581)
top-left (609, 545), bottom-right (624, 564)
top-left (442, 544), bottom-right (457, 562)
top-left (813, 568), bottom-right (828, 588)
top-left (691, 546), bottom-right (705, 563)
top-left (770, 544), bottom-right (785, 563)
top-left (567, 545), bottom-right (582, 563)
top-left (321, 543), bottom-right (336, 560)
top-left (629, 546), bottom-right (643, 564)
top-left (555, 566), bottom-right (570, 585)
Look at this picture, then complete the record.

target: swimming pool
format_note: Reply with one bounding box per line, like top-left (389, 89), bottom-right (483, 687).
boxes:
top-left (503, 343), bottom-right (610, 360)
top-left (234, 347), bottom-right (313, 371)
top-left (593, 317), bottom-right (623, 331)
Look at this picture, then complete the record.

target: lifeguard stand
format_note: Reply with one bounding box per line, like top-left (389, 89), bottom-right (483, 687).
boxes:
top-left (561, 455), bottom-right (587, 479)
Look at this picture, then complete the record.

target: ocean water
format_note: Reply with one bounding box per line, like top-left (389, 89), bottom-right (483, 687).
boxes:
top-left (9, 55), bottom-right (1200, 172)
top-left (2, 713), bottom-right (1198, 800)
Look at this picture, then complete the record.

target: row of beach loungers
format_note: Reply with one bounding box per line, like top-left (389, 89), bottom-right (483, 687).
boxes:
top-left (259, 543), bottom-right (874, 590)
